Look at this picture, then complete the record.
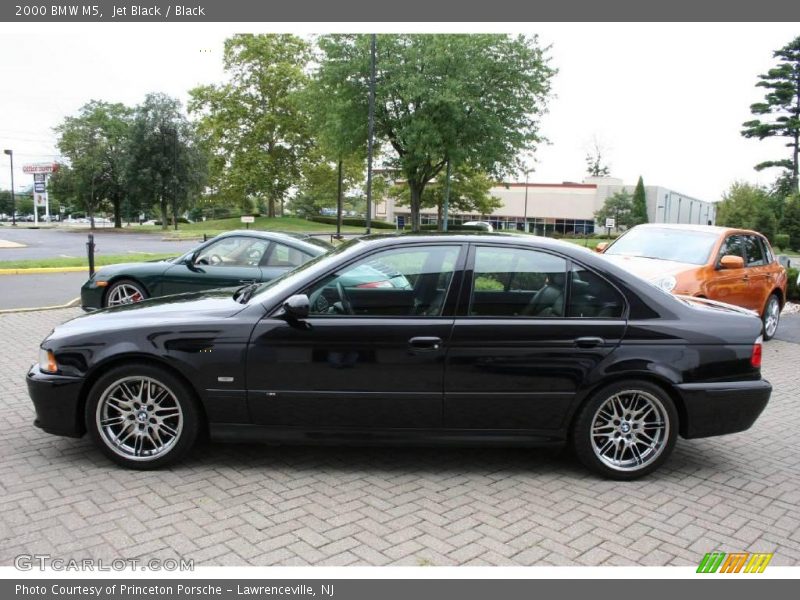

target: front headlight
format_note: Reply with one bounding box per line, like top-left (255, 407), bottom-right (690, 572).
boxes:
top-left (39, 348), bottom-right (58, 373)
top-left (652, 275), bottom-right (677, 293)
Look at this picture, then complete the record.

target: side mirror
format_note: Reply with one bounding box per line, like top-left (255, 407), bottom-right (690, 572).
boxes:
top-left (595, 242), bottom-right (609, 253)
top-left (719, 255), bottom-right (745, 269)
top-left (282, 294), bottom-right (310, 319)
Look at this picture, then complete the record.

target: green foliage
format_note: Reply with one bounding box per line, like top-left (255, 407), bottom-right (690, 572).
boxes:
top-left (774, 233), bottom-right (790, 251)
top-left (390, 165), bottom-right (502, 229)
top-left (190, 34), bottom-right (311, 219)
top-left (585, 139), bottom-right (610, 177)
top-left (782, 195), bottom-right (800, 250)
top-left (741, 35), bottom-right (800, 190)
top-left (289, 153), bottom-right (365, 218)
top-left (317, 34), bottom-right (555, 231)
top-left (125, 93), bottom-right (207, 230)
top-left (0, 189), bottom-right (12, 215)
top-left (787, 267), bottom-right (799, 301)
top-left (308, 215), bottom-right (395, 229)
top-left (631, 176), bottom-right (648, 225)
top-left (594, 190), bottom-right (636, 230)
top-left (52, 100), bottom-right (132, 227)
top-left (717, 182), bottom-right (781, 242)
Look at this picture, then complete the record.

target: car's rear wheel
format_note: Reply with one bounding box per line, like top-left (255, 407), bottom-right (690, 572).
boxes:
top-left (762, 293), bottom-right (781, 341)
top-left (572, 380), bottom-right (678, 480)
top-left (86, 363), bottom-right (199, 469)
top-left (104, 279), bottom-right (148, 308)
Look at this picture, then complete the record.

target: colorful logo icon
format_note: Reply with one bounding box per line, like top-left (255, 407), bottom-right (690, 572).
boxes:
top-left (696, 552), bottom-right (773, 573)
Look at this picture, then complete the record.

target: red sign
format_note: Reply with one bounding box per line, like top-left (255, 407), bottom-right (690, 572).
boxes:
top-left (22, 163), bottom-right (59, 174)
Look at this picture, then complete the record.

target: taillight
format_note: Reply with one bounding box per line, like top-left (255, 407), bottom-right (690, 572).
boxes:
top-left (750, 336), bottom-right (763, 368)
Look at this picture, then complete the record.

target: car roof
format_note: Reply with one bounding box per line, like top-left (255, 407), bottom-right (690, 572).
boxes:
top-left (214, 230), bottom-right (331, 253)
top-left (627, 223), bottom-right (761, 237)
top-left (352, 231), bottom-right (590, 252)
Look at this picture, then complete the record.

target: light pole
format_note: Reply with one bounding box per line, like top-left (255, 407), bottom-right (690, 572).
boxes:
top-left (3, 149), bottom-right (15, 226)
top-left (364, 33), bottom-right (377, 235)
top-left (523, 169), bottom-right (530, 233)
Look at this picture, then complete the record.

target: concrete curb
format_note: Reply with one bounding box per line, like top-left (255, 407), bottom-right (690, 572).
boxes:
top-left (0, 266), bottom-right (89, 275)
top-left (0, 297), bottom-right (81, 314)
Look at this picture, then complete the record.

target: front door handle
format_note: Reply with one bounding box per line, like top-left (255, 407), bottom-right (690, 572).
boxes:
top-left (574, 336), bottom-right (604, 348)
top-left (408, 336), bottom-right (442, 352)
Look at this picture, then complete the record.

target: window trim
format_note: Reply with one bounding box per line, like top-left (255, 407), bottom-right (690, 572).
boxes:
top-left (458, 242), bottom-right (629, 321)
top-left (270, 242), bottom-right (468, 320)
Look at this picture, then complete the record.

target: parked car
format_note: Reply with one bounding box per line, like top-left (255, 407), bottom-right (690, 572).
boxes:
top-left (463, 220), bottom-right (494, 232)
top-left (29, 233), bottom-right (771, 479)
top-left (80, 231), bottom-right (333, 310)
top-left (596, 224), bottom-right (788, 340)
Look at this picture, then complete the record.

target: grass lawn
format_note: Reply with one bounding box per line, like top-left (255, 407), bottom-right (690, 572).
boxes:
top-left (135, 216), bottom-right (368, 238)
top-left (0, 253), bottom-right (175, 270)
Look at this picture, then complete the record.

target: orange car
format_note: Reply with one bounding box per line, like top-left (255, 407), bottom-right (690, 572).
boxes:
top-left (597, 224), bottom-right (788, 340)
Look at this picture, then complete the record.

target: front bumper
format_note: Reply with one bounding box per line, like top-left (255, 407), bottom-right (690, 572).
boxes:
top-left (26, 364), bottom-right (85, 438)
top-left (677, 379), bottom-right (772, 439)
top-left (80, 278), bottom-right (105, 311)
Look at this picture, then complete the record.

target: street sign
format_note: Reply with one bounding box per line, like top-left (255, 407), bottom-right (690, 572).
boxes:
top-left (22, 163), bottom-right (58, 174)
top-left (605, 217), bottom-right (616, 229)
top-left (33, 173), bottom-right (46, 193)
top-left (35, 193), bottom-right (47, 207)
top-left (240, 216), bottom-right (255, 224)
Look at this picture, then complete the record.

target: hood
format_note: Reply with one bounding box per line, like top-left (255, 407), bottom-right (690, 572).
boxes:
top-left (49, 288), bottom-right (248, 341)
top-left (599, 254), bottom-right (698, 281)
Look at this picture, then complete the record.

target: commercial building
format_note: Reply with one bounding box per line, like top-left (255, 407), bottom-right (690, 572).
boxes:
top-left (373, 176), bottom-right (716, 234)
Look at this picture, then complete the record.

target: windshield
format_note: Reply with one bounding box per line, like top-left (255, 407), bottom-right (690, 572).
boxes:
top-left (605, 228), bottom-right (718, 265)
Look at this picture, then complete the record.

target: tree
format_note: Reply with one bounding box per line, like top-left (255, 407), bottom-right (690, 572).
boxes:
top-left (127, 93), bottom-right (207, 230)
top-left (54, 100), bottom-right (131, 228)
top-left (585, 138), bottom-right (611, 177)
top-left (391, 166), bottom-right (502, 227)
top-left (317, 34), bottom-right (555, 231)
top-left (782, 194), bottom-right (800, 250)
top-left (595, 190), bottom-right (635, 230)
top-left (0, 189), bottom-right (12, 216)
top-left (716, 182), bottom-right (778, 242)
top-left (190, 34), bottom-right (311, 219)
top-left (289, 152), bottom-right (365, 218)
top-left (742, 35), bottom-right (800, 193)
top-left (631, 176), bottom-right (648, 225)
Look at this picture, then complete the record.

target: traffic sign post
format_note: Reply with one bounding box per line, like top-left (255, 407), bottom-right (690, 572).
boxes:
top-left (23, 163), bottom-right (58, 223)
top-left (240, 215), bottom-right (255, 229)
top-left (605, 217), bottom-right (615, 239)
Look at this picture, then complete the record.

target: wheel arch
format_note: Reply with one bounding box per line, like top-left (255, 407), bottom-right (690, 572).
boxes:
top-left (78, 354), bottom-right (209, 438)
top-left (567, 372), bottom-right (688, 439)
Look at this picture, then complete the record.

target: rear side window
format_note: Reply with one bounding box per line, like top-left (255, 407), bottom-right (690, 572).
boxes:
top-left (568, 267), bottom-right (625, 318)
top-left (469, 246), bottom-right (567, 317)
top-left (743, 235), bottom-right (767, 267)
top-left (264, 243), bottom-right (311, 268)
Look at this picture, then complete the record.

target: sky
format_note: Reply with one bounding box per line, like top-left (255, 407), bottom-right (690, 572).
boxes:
top-left (0, 22), bottom-right (797, 202)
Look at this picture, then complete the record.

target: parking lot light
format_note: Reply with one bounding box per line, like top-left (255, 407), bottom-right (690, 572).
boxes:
top-left (3, 149), bottom-right (14, 226)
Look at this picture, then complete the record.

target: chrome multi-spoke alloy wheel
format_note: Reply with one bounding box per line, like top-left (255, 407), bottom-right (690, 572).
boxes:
top-left (763, 295), bottom-right (780, 340)
top-left (106, 283), bottom-right (145, 306)
top-left (96, 376), bottom-right (183, 461)
top-left (590, 389), bottom-right (669, 472)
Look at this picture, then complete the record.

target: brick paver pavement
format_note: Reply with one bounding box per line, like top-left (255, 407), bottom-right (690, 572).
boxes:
top-left (1, 308), bottom-right (799, 566)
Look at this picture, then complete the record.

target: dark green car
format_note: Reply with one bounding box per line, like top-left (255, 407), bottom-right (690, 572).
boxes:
top-left (80, 231), bottom-right (333, 310)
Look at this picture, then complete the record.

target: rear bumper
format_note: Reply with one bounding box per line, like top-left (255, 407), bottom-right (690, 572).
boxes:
top-left (677, 379), bottom-right (771, 439)
top-left (26, 364), bottom-right (85, 438)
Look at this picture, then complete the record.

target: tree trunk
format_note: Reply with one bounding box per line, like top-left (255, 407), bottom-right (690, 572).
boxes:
top-left (336, 158), bottom-right (343, 238)
top-left (113, 195), bottom-right (122, 228)
top-left (409, 185), bottom-right (422, 232)
top-left (436, 201), bottom-right (443, 232)
top-left (268, 197), bottom-right (276, 218)
top-left (160, 196), bottom-right (168, 231)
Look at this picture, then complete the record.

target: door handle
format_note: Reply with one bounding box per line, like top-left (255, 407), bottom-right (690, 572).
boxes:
top-left (574, 336), bottom-right (604, 348)
top-left (408, 336), bottom-right (442, 352)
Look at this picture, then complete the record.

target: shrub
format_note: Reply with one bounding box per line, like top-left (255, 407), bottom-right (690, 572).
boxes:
top-left (774, 233), bottom-right (790, 251)
top-left (308, 216), bottom-right (396, 229)
top-left (787, 267), bottom-right (799, 302)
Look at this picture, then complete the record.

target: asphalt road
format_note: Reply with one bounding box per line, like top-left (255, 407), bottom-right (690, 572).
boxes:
top-left (0, 272), bottom-right (87, 309)
top-left (0, 226), bottom-right (198, 261)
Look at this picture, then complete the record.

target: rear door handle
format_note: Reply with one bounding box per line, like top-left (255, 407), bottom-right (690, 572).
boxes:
top-left (574, 336), bottom-right (604, 348)
top-left (408, 336), bottom-right (442, 352)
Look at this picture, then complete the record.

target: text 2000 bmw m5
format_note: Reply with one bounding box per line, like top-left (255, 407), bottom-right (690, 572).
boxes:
top-left (27, 234), bottom-right (771, 479)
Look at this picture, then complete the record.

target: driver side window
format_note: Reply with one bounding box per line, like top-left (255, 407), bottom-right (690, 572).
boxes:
top-left (195, 237), bottom-right (268, 267)
top-left (305, 245), bottom-right (460, 317)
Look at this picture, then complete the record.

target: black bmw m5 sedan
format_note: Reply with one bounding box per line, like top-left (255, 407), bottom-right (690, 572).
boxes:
top-left (27, 233), bottom-right (771, 479)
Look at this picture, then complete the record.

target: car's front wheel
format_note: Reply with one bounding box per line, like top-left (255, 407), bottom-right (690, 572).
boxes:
top-left (761, 293), bottom-right (781, 341)
top-left (572, 380), bottom-right (678, 480)
top-left (104, 279), bottom-right (148, 308)
top-left (86, 363), bottom-right (199, 469)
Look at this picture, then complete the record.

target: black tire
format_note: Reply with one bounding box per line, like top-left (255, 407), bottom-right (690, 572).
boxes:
top-left (571, 380), bottom-right (678, 480)
top-left (103, 279), bottom-right (148, 308)
top-left (761, 293), bottom-right (781, 341)
top-left (85, 363), bottom-right (199, 469)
